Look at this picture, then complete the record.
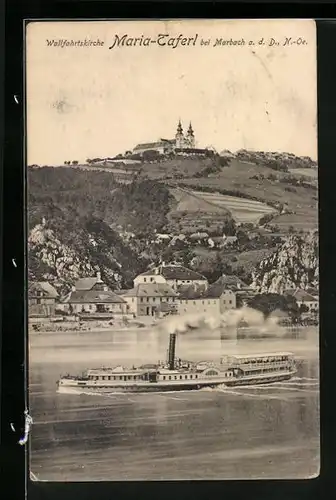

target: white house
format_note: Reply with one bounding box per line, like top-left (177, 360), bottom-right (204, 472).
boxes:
top-left (134, 263), bottom-right (208, 290)
top-left (120, 283), bottom-right (178, 317)
top-left (60, 271), bottom-right (127, 315)
top-left (284, 288), bottom-right (319, 314)
top-left (177, 284), bottom-right (236, 315)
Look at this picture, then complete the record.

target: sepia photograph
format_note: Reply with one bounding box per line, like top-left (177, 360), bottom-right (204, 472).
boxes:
top-left (26, 19), bottom-right (319, 481)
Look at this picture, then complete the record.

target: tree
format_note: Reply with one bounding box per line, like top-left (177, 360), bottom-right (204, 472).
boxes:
top-left (259, 213), bottom-right (274, 226)
top-left (236, 229), bottom-right (249, 247)
top-left (299, 303), bottom-right (309, 314)
top-left (72, 160), bottom-right (78, 165)
top-left (248, 293), bottom-right (299, 320)
top-left (236, 294), bottom-right (244, 309)
top-left (222, 218), bottom-right (236, 236)
top-left (142, 150), bottom-right (161, 162)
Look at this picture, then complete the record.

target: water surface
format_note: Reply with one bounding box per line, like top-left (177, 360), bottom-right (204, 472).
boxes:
top-left (29, 327), bottom-right (319, 481)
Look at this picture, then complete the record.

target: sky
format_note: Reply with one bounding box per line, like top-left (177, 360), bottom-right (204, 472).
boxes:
top-left (26, 20), bottom-right (317, 165)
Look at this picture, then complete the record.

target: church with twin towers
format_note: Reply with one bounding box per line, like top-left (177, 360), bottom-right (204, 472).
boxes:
top-left (132, 119), bottom-right (201, 156)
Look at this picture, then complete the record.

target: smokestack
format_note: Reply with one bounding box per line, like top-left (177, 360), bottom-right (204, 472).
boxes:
top-left (168, 333), bottom-right (177, 370)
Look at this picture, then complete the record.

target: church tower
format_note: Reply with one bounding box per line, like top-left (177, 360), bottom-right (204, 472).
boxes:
top-left (175, 119), bottom-right (184, 149)
top-left (186, 122), bottom-right (195, 149)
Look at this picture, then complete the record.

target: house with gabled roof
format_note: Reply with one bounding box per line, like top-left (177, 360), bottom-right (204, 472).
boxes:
top-left (213, 274), bottom-right (249, 291)
top-left (133, 262), bottom-right (208, 291)
top-left (177, 283), bottom-right (236, 315)
top-left (284, 288), bottom-right (319, 314)
top-left (60, 271), bottom-right (127, 315)
top-left (120, 283), bottom-right (178, 317)
top-left (29, 281), bottom-right (59, 317)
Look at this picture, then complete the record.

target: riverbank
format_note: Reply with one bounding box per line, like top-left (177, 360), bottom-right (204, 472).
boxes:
top-left (29, 316), bottom-right (158, 334)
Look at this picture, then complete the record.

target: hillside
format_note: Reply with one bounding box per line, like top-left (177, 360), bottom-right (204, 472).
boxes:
top-left (166, 187), bottom-right (234, 234)
top-left (28, 166), bottom-right (173, 234)
top-left (27, 162), bottom-right (318, 295)
top-left (250, 232), bottom-right (319, 293)
top-left (136, 153), bottom-right (317, 231)
top-left (166, 159), bottom-right (317, 231)
top-left (230, 149), bottom-right (317, 170)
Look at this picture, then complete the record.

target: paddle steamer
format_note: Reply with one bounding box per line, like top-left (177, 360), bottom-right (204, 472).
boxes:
top-left (57, 334), bottom-right (297, 394)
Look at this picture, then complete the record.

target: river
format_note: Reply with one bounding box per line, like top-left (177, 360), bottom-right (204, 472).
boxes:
top-left (29, 326), bottom-right (319, 481)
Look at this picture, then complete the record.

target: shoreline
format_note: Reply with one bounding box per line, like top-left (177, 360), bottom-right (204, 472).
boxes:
top-left (28, 323), bottom-right (317, 336)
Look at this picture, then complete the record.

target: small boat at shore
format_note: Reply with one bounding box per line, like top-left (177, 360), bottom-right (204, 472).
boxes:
top-left (57, 334), bottom-right (297, 394)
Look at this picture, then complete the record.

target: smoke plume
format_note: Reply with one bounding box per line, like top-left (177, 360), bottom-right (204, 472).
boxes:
top-left (158, 307), bottom-right (286, 336)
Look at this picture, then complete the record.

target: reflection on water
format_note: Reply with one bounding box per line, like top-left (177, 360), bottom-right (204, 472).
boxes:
top-left (29, 327), bottom-right (319, 481)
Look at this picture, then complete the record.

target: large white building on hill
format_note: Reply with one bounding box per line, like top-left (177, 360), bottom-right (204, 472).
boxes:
top-left (132, 120), bottom-right (206, 156)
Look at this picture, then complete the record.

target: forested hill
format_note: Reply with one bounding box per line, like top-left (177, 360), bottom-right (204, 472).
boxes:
top-left (28, 166), bottom-right (174, 234)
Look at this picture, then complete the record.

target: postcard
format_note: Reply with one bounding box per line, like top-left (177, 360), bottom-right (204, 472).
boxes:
top-left (26, 19), bottom-right (319, 481)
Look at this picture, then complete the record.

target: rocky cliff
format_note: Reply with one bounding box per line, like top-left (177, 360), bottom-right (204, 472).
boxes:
top-left (28, 217), bottom-right (149, 294)
top-left (250, 231), bottom-right (319, 293)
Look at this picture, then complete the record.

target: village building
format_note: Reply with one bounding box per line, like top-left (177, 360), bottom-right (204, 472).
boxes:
top-left (60, 271), bottom-right (127, 315)
top-left (189, 231), bottom-right (209, 243)
top-left (120, 283), bottom-right (178, 317)
top-left (213, 274), bottom-right (249, 291)
top-left (284, 288), bottom-right (319, 314)
top-left (213, 274), bottom-right (255, 305)
top-left (134, 263), bottom-right (208, 290)
top-left (177, 284), bottom-right (236, 315)
top-left (28, 281), bottom-right (59, 317)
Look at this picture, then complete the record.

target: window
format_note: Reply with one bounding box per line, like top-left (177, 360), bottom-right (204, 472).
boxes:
top-left (146, 297), bottom-right (149, 302)
top-left (190, 375), bottom-right (193, 379)
top-left (169, 376), bottom-right (171, 380)
top-left (144, 278), bottom-right (147, 282)
top-left (140, 297), bottom-right (143, 302)
top-left (202, 300), bottom-right (204, 305)
top-left (153, 297), bottom-right (156, 302)
top-left (163, 376), bottom-right (166, 380)
top-left (185, 375), bottom-right (188, 379)
top-left (193, 301), bottom-right (196, 305)
top-left (132, 298), bottom-right (134, 303)
top-left (195, 375), bottom-right (198, 379)
top-left (174, 376), bottom-right (177, 380)
top-left (229, 300), bottom-right (232, 304)
top-left (150, 277), bottom-right (154, 282)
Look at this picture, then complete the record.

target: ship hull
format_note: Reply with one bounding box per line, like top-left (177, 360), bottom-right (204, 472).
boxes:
top-left (57, 371), bottom-right (296, 395)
